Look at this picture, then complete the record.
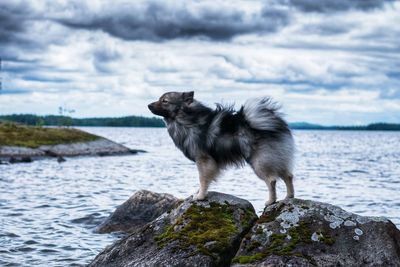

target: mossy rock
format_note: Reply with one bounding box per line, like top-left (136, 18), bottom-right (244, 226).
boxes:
top-left (232, 198), bottom-right (400, 267)
top-left (0, 122), bottom-right (99, 148)
top-left (89, 192), bottom-right (400, 267)
top-left (96, 190), bottom-right (181, 234)
top-left (0, 122), bottom-right (136, 162)
top-left (89, 192), bottom-right (258, 267)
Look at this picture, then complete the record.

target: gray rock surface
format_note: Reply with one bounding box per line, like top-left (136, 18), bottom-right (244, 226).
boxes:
top-left (89, 191), bottom-right (258, 267)
top-left (0, 138), bottom-right (142, 162)
top-left (0, 146), bottom-right (46, 158)
top-left (96, 190), bottom-right (181, 234)
top-left (232, 198), bottom-right (400, 267)
top-left (40, 139), bottom-right (132, 156)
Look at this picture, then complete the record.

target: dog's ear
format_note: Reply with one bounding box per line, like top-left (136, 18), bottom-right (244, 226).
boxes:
top-left (182, 91), bottom-right (194, 104)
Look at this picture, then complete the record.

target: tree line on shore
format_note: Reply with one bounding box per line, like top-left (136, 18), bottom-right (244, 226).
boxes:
top-left (289, 122), bottom-right (400, 131)
top-left (0, 114), bottom-right (165, 127)
top-left (0, 114), bottom-right (399, 130)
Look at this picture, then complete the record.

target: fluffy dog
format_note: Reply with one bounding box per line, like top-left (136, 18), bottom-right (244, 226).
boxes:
top-left (148, 91), bottom-right (295, 205)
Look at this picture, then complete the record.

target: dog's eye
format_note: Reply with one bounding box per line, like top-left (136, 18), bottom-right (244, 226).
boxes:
top-left (162, 99), bottom-right (168, 103)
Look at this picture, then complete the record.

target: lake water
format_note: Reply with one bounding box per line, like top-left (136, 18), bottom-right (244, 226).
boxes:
top-left (1, 128), bottom-right (399, 266)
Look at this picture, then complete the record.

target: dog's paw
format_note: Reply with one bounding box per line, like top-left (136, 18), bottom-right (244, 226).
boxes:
top-left (285, 195), bottom-right (294, 200)
top-left (265, 199), bottom-right (276, 206)
top-left (193, 193), bottom-right (207, 201)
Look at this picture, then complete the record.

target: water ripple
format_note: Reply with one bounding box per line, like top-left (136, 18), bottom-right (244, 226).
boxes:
top-left (0, 128), bottom-right (399, 266)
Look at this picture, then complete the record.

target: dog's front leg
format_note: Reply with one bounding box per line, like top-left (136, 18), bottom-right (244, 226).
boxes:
top-left (193, 156), bottom-right (219, 201)
top-left (194, 177), bottom-right (209, 201)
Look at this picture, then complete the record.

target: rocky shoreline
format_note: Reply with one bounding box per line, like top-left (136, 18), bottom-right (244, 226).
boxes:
top-left (0, 138), bottom-right (144, 164)
top-left (89, 190), bottom-right (400, 267)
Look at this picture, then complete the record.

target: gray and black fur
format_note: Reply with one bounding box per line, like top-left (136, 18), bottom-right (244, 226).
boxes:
top-left (148, 91), bottom-right (295, 204)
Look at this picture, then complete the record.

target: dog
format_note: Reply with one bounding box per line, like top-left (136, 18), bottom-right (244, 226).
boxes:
top-left (148, 91), bottom-right (295, 205)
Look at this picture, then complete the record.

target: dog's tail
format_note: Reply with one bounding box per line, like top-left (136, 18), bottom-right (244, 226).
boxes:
top-left (241, 97), bottom-right (289, 132)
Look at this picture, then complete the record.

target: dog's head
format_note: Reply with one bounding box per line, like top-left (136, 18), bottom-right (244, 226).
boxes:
top-left (148, 91), bottom-right (194, 119)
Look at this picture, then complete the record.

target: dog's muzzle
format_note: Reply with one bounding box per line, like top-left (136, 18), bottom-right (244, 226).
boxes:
top-left (148, 103), bottom-right (156, 112)
top-left (148, 102), bottom-right (168, 117)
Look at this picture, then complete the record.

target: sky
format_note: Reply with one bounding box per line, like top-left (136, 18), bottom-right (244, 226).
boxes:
top-left (0, 0), bottom-right (399, 125)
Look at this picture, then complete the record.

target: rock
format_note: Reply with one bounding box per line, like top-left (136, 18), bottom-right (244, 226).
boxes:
top-left (0, 138), bottom-right (145, 163)
top-left (40, 139), bottom-right (133, 157)
top-left (20, 156), bottom-right (33, 163)
top-left (44, 150), bottom-right (58, 157)
top-left (232, 198), bottom-right (400, 266)
top-left (57, 156), bottom-right (66, 163)
top-left (129, 149), bottom-right (147, 154)
top-left (8, 156), bottom-right (17, 164)
top-left (89, 191), bottom-right (258, 267)
top-left (8, 156), bottom-right (32, 164)
top-left (90, 192), bottom-right (400, 267)
top-left (0, 146), bottom-right (46, 159)
top-left (96, 190), bottom-right (181, 234)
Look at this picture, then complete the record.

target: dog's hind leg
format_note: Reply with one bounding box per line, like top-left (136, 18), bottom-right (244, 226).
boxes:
top-left (282, 172), bottom-right (295, 199)
top-left (194, 156), bottom-right (219, 201)
top-left (250, 162), bottom-right (278, 205)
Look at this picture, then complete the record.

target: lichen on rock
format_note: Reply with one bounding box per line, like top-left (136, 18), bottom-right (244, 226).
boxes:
top-left (232, 198), bottom-right (400, 267)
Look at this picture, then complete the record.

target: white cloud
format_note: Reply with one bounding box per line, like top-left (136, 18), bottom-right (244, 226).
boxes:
top-left (0, 0), bottom-right (399, 125)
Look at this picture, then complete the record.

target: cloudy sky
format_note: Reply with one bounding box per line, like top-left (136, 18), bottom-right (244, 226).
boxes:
top-left (0, 0), bottom-right (399, 125)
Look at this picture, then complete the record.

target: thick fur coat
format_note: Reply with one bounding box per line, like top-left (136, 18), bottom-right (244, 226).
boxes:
top-left (148, 91), bottom-right (295, 204)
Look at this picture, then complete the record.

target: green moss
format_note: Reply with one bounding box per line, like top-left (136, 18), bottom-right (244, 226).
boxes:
top-left (247, 240), bottom-right (261, 251)
top-left (316, 230), bottom-right (335, 245)
top-left (233, 253), bottom-right (265, 264)
top-left (154, 202), bottom-right (250, 257)
top-left (257, 204), bottom-right (284, 224)
top-left (233, 221), bottom-right (313, 264)
top-left (321, 235), bottom-right (335, 245)
top-left (240, 207), bottom-right (257, 230)
top-left (288, 221), bottom-right (312, 245)
top-left (255, 226), bottom-right (263, 235)
top-left (0, 122), bottom-right (99, 148)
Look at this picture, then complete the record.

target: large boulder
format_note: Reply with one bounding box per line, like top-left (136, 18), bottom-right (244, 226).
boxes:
top-left (89, 192), bottom-right (258, 267)
top-left (232, 198), bottom-right (400, 266)
top-left (96, 190), bottom-right (181, 234)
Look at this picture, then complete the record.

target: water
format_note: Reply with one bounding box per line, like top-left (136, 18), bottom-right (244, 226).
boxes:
top-left (1, 128), bottom-right (399, 266)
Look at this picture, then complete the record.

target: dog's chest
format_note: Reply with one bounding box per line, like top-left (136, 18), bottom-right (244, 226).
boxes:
top-left (167, 123), bottom-right (201, 161)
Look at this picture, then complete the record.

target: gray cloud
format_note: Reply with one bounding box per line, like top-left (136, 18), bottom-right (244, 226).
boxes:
top-left (1, 0), bottom-right (399, 124)
top-left (236, 78), bottom-right (345, 91)
top-left (0, 2), bottom-right (55, 64)
top-left (21, 75), bottom-right (71, 83)
top-left (92, 46), bottom-right (122, 73)
top-left (56, 2), bottom-right (289, 41)
top-left (0, 2), bottom-right (28, 43)
top-left (0, 1), bottom-right (41, 50)
top-left (301, 22), bottom-right (352, 35)
top-left (1, 0), bottom-right (392, 49)
top-left (278, 0), bottom-right (393, 13)
top-left (0, 89), bottom-right (31, 95)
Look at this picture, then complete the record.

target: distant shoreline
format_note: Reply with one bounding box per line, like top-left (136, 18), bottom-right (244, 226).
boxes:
top-left (1, 114), bottom-right (399, 131)
top-left (289, 122), bottom-right (400, 131)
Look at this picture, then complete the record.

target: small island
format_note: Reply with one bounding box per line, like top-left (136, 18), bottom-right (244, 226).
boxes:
top-left (0, 122), bottom-right (142, 163)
